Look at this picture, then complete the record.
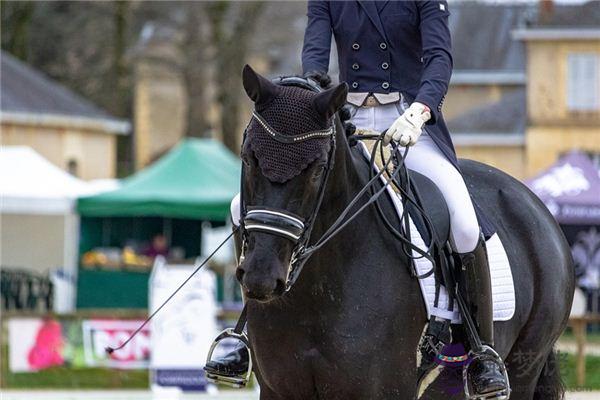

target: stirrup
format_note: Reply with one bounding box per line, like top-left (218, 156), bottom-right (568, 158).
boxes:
top-left (205, 328), bottom-right (253, 388)
top-left (463, 345), bottom-right (511, 400)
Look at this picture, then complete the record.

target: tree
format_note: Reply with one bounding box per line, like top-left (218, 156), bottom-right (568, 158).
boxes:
top-left (1, 0), bottom-right (282, 162)
top-left (207, 2), bottom-right (264, 153)
top-left (1, 1), bottom-right (35, 61)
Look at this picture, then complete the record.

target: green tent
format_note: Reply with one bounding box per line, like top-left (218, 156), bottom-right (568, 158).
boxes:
top-left (77, 139), bottom-right (240, 220)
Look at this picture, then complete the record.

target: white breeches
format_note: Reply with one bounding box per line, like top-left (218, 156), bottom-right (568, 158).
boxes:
top-left (229, 102), bottom-right (480, 253)
top-left (351, 102), bottom-right (480, 253)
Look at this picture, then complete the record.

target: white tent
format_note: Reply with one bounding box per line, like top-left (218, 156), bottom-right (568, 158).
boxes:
top-left (0, 146), bottom-right (118, 311)
top-left (1, 146), bottom-right (93, 214)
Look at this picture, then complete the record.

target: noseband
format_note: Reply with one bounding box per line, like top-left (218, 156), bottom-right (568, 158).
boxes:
top-left (239, 77), bottom-right (435, 292)
top-left (244, 208), bottom-right (305, 242)
top-left (239, 76), bottom-right (337, 290)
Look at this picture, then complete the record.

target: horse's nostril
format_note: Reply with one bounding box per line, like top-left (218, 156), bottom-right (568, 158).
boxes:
top-left (236, 267), bottom-right (245, 284)
top-left (274, 278), bottom-right (286, 296)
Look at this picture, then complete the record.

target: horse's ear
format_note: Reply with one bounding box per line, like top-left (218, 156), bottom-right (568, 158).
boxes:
top-left (312, 83), bottom-right (348, 120)
top-left (242, 64), bottom-right (277, 106)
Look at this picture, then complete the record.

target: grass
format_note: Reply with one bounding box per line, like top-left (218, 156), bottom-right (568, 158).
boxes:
top-left (1, 366), bottom-right (149, 389)
top-left (0, 342), bottom-right (148, 389)
top-left (1, 318), bottom-right (599, 390)
top-left (562, 354), bottom-right (600, 390)
top-left (2, 351), bottom-right (600, 390)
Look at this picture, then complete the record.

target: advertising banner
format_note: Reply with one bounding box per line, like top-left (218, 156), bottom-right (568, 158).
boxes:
top-left (82, 319), bottom-right (150, 369)
top-left (149, 257), bottom-right (219, 391)
top-left (8, 318), bottom-right (64, 372)
top-left (7, 316), bottom-right (150, 372)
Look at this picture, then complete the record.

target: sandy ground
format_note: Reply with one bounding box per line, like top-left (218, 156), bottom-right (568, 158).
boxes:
top-left (1, 391), bottom-right (599, 400)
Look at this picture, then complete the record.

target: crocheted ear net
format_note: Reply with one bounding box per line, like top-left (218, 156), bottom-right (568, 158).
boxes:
top-left (244, 86), bottom-right (332, 183)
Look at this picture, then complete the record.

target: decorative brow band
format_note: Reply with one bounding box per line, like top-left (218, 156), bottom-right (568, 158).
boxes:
top-left (251, 111), bottom-right (334, 144)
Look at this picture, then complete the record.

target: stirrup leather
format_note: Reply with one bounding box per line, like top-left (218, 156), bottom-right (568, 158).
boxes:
top-left (463, 345), bottom-right (511, 400)
top-left (205, 328), bottom-right (253, 388)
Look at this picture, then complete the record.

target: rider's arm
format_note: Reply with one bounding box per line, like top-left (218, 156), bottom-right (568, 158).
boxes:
top-left (301, 1), bottom-right (332, 76)
top-left (414, 0), bottom-right (453, 124)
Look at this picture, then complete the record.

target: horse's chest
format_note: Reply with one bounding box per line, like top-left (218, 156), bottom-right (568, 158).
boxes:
top-left (250, 308), bottom-right (421, 399)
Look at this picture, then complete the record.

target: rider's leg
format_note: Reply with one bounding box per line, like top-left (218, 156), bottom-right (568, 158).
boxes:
top-left (204, 194), bottom-right (251, 380)
top-left (402, 134), bottom-right (479, 253)
top-left (403, 136), bottom-right (508, 396)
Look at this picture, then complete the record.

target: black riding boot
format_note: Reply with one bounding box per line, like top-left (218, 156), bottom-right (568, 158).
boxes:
top-left (459, 235), bottom-right (509, 398)
top-left (204, 343), bottom-right (250, 378)
top-left (204, 228), bottom-right (252, 386)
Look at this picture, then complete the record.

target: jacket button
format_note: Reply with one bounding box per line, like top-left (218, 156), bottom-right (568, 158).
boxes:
top-left (352, 43), bottom-right (360, 50)
top-left (351, 82), bottom-right (359, 89)
top-left (382, 82), bottom-right (390, 90)
top-left (352, 63), bottom-right (360, 70)
top-left (381, 62), bottom-right (389, 70)
top-left (380, 42), bottom-right (387, 50)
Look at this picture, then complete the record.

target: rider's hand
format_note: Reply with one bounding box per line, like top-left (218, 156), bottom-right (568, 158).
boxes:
top-left (303, 70), bottom-right (332, 89)
top-left (384, 102), bottom-right (431, 146)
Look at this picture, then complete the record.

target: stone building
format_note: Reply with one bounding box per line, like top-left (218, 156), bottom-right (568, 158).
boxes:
top-left (515, 27), bottom-right (600, 176)
top-left (0, 51), bottom-right (130, 180)
top-left (126, 1), bottom-right (599, 180)
top-left (130, 23), bottom-right (189, 169)
top-left (445, 3), bottom-right (529, 179)
top-left (446, 1), bottom-right (600, 179)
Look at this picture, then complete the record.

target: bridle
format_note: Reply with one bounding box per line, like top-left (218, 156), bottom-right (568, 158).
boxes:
top-left (238, 76), bottom-right (337, 291)
top-left (238, 76), bottom-right (435, 292)
top-left (108, 77), bottom-right (439, 375)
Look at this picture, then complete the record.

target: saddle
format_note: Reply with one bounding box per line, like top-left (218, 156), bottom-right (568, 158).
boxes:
top-left (356, 129), bottom-right (450, 249)
top-left (405, 170), bottom-right (450, 248)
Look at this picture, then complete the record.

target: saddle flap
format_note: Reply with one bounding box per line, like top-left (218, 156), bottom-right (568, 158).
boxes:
top-left (406, 170), bottom-right (451, 247)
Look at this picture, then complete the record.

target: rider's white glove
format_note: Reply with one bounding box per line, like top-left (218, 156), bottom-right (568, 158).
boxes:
top-left (384, 102), bottom-right (431, 146)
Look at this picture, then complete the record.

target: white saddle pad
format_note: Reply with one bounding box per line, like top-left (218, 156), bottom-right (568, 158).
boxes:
top-left (359, 142), bottom-right (515, 322)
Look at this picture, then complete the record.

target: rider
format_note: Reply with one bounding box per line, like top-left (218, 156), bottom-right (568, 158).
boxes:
top-left (206, 1), bottom-right (508, 397)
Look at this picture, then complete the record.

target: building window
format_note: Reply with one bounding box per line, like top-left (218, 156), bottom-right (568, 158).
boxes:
top-left (67, 159), bottom-right (79, 177)
top-left (567, 53), bottom-right (600, 111)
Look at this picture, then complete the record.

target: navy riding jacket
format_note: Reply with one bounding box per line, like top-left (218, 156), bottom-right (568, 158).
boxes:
top-left (302, 0), bottom-right (456, 165)
top-left (302, 0), bottom-right (495, 237)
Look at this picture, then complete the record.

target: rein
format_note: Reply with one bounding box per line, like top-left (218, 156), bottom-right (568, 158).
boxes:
top-left (109, 77), bottom-right (438, 354)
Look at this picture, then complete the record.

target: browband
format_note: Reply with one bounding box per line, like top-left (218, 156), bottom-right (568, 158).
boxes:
top-left (251, 111), bottom-right (334, 144)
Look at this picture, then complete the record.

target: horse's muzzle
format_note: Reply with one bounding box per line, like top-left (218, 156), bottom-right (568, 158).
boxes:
top-left (236, 259), bottom-right (287, 302)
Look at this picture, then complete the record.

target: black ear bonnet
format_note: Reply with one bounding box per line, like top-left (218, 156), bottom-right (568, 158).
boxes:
top-left (244, 84), bottom-right (332, 183)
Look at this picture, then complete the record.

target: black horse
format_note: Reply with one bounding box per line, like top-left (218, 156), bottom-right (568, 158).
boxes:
top-left (236, 65), bottom-right (574, 400)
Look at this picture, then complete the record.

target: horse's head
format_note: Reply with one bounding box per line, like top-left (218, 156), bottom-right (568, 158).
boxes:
top-left (236, 65), bottom-right (347, 302)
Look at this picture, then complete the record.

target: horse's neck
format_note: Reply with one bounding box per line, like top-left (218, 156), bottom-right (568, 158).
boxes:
top-left (314, 120), bottom-right (366, 238)
top-left (296, 121), bottom-right (373, 294)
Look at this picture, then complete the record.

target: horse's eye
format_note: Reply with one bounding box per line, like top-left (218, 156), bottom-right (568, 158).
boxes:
top-left (312, 164), bottom-right (326, 182)
top-left (242, 155), bottom-right (252, 168)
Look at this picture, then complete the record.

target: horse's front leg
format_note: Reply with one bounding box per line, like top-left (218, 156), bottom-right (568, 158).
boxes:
top-left (258, 385), bottom-right (291, 400)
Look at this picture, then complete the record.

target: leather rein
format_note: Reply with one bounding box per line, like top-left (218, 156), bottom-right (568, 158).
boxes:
top-left (106, 77), bottom-right (438, 354)
top-left (239, 77), bottom-right (437, 292)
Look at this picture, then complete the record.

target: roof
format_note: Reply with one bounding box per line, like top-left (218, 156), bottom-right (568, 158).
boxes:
top-left (450, 71), bottom-right (526, 85)
top-left (447, 89), bottom-right (527, 138)
top-left (530, 1), bottom-right (600, 28)
top-left (77, 139), bottom-right (240, 220)
top-left (513, 29), bottom-right (600, 41)
top-left (513, 1), bottom-right (600, 40)
top-left (449, 2), bottom-right (529, 71)
top-left (0, 51), bottom-right (129, 134)
top-left (449, 0), bottom-right (600, 73)
top-left (0, 146), bottom-right (92, 215)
